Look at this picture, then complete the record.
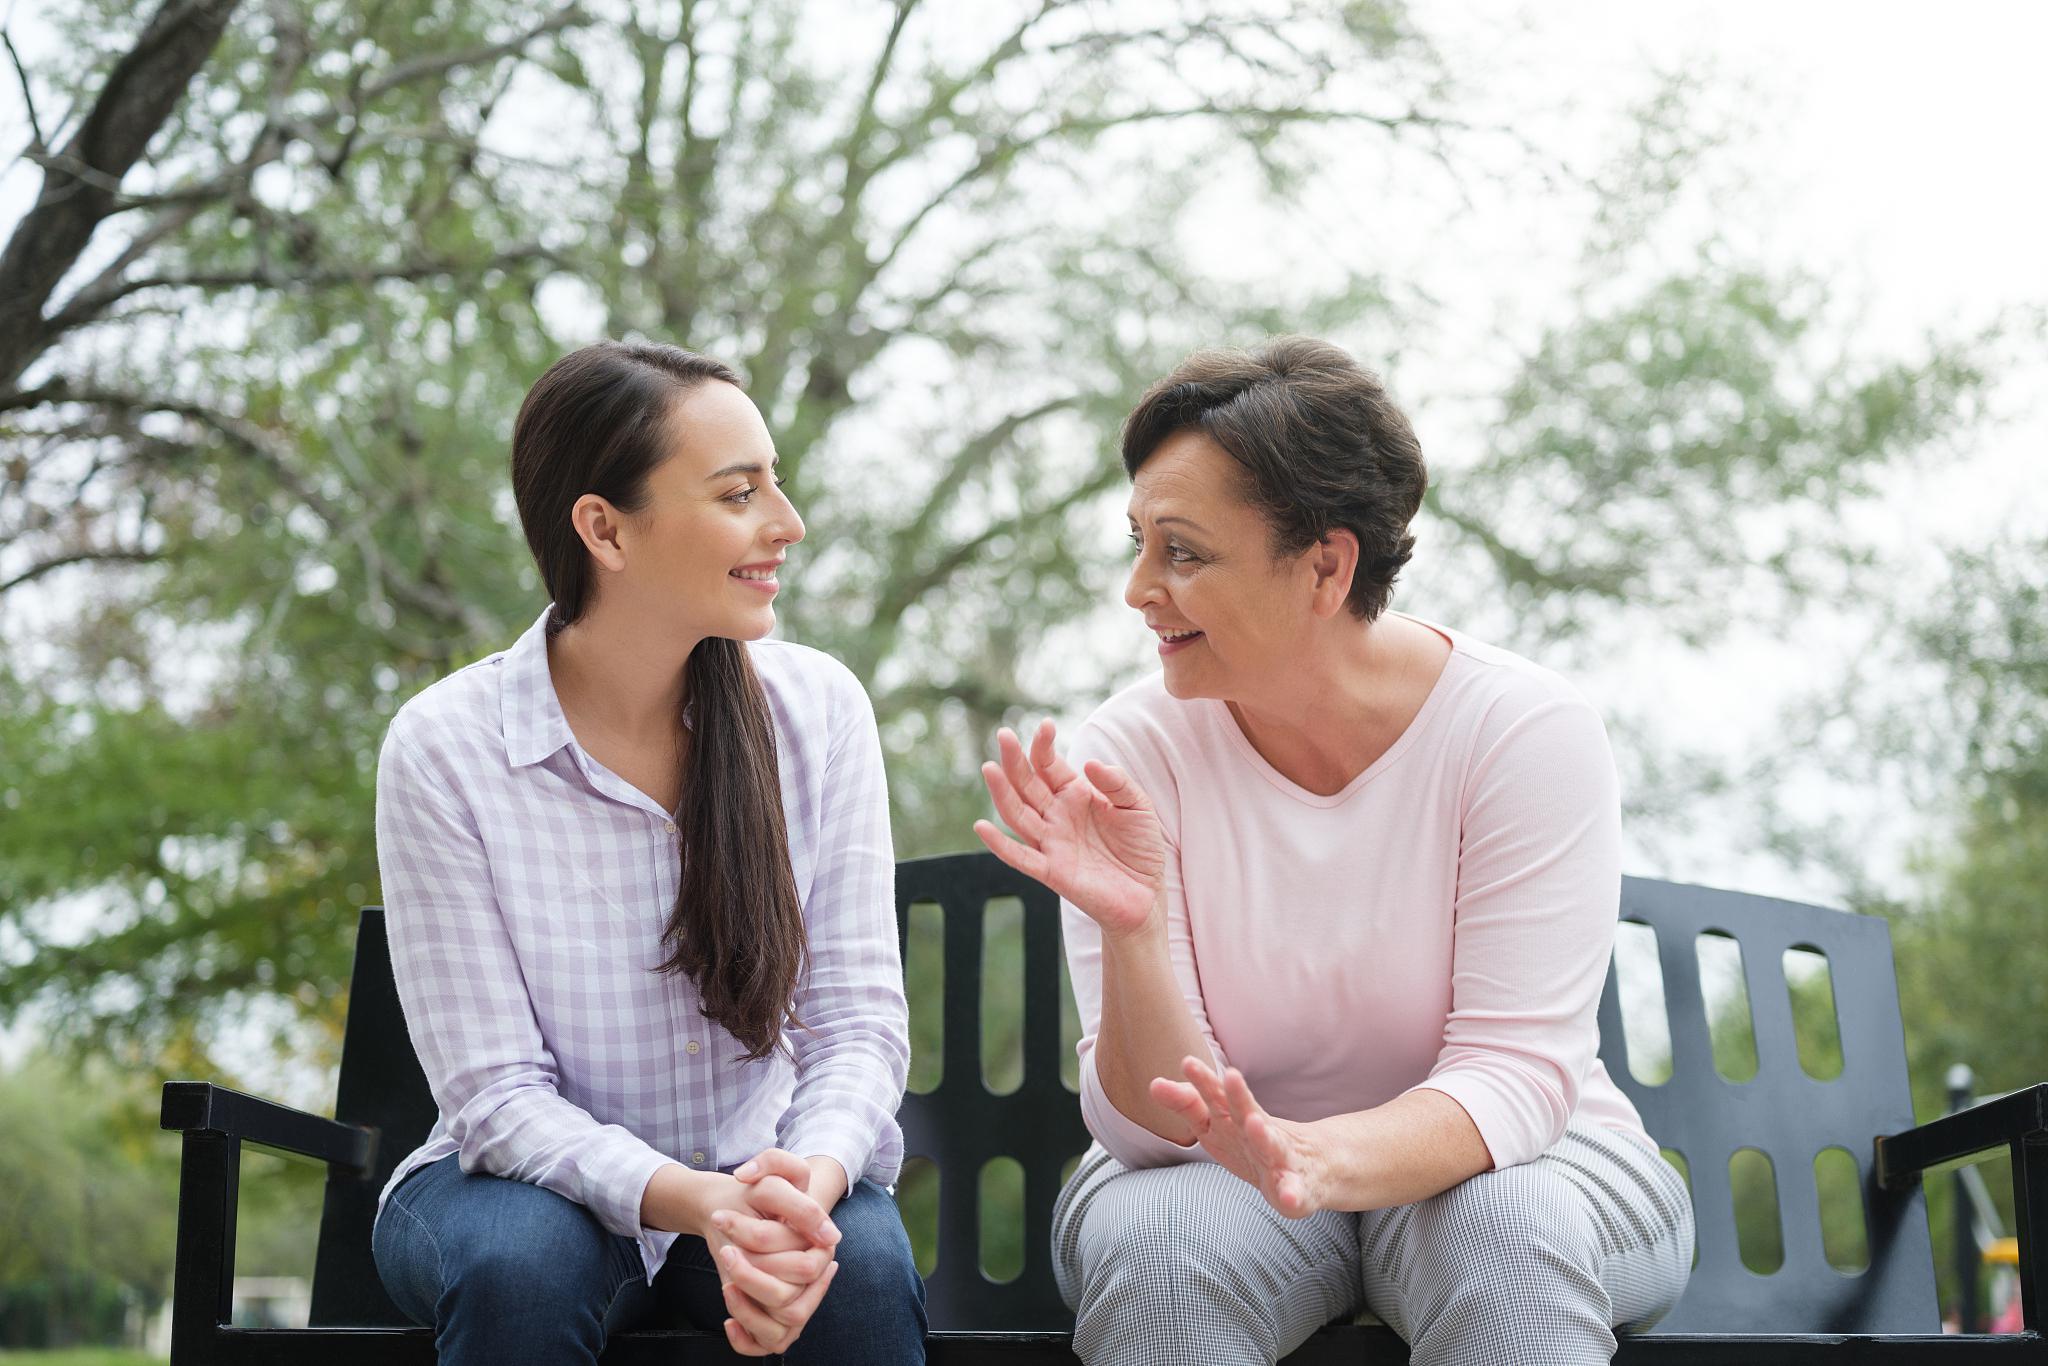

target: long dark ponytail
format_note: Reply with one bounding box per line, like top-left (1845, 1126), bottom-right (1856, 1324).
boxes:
top-left (509, 339), bottom-right (806, 1060)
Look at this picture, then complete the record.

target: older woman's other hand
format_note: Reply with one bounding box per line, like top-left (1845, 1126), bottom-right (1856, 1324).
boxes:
top-left (973, 719), bottom-right (1165, 940)
top-left (1153, 1058), bottom-right (1326, 1218)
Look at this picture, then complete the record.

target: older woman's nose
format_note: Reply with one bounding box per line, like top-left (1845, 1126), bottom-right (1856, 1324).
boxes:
top-left (1124, 560), bottom-right (1159, 611)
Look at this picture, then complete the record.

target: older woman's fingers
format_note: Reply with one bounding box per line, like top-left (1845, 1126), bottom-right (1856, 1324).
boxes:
top-left (1273, 1170), bottom-right (1311, 1218)
top-left (1081, 759), bottom-right (1155, 814)
top-left (1222, 1067), bottom-right (1266, 1130)
top-left (1028, 718), bottom-right (1082, 791)
top-left (711, 1208), bottom-right (811, 1255)
top-left (974, 819), bottom-right (1052, 883)
top-left (997, 727), bottom-right (1057, 815)
top-left (1182, 1056), bottom-right (1232, 1117)
top-left (981, 761), bottom-right (1048, 844)
top-left (745, 1175), bottom-right (839, 1247)
top-left (718, 1243), bottom-right (808, 1311)
top-left (1241, 1107), bottom-right (1292, 1170)
top-left (734, 1147), bottom-right (809, 1188)
top-left (1148, 1077), bottom-right (1210, 1134)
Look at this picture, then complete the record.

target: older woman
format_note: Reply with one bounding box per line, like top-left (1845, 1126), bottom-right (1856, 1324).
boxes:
top-left (974, 337), bottom-right (1692, 1366)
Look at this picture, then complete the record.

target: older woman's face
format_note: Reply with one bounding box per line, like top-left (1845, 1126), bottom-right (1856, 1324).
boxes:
top-left (1124, 429), bottom-right (1317, 702)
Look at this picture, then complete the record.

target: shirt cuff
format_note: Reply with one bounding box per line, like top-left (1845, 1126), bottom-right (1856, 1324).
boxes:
top-left (781, 1111), bottom-right (886, 1191)
top-left (1405, 1069), bottom-right (1556, 1172)
top-left (1079, 1050), bottom-right (1204, 1170)
top-left (606, 1148), bottom-right (686, 1284)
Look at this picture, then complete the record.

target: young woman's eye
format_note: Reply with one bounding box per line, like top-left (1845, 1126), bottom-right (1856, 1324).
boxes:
top-left (726, 486), bottom-right (755, 504)
top-left (773, 474), bottom-right (787, 489)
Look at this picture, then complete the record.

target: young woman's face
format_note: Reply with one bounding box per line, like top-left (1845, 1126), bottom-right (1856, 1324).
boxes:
top-left (611, 380), bottom-right (805, 641)
top-left (1124, 429), bottom-right (1317, 702)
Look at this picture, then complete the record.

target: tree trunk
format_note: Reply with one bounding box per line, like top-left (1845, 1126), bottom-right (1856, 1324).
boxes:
top-left (0, 0), bottom-right (243, 389)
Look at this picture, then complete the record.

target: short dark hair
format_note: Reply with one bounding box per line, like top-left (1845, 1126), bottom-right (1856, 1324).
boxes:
top-left (1121, 336), bottom-right (1427, 620)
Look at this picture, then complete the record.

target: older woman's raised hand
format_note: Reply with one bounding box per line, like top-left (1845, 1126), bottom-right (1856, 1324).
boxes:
top-left (1152, 1057), bottom-right (1327, 1219)
top-left (973, 719), bottom-right (1165, 940)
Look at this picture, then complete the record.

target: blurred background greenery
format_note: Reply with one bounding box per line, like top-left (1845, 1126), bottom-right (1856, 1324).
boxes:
top-left (2, 0), bottom-right (2043, 1352)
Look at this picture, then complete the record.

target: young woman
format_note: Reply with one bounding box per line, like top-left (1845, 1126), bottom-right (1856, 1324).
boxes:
top-left (976, 338), bottom-right (1693, 1366)
top-left (370, 340), bottom-right (925, 1363)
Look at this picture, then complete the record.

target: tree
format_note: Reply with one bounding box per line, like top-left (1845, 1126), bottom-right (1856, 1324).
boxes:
top-left (1877, 540), bottom-right (2048, 1316)
top-left (0, 1), bottom-right (2005, 1074)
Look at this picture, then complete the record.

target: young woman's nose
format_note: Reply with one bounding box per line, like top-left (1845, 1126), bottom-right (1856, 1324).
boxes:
top-left (769, 485), bottom-right (805, 546)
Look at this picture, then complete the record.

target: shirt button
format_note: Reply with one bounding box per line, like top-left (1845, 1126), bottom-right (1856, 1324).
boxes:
top-left (664, 821), bottom-right (677, 835)
top-left (685, 1040), bottom-right (701, 1055)
top-left (691, 1151), bottom-right (706, 1166)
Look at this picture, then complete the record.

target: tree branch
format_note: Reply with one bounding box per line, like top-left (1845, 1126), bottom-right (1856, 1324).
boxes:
top-left (348, 4), bottom-right (589, 112)
top-left (0, 546), bottom-right (162, 594)
top-left (0, 0), bottom-right (244, 390)
top-left (48, 243), bottom-right (564, 326)
top-left (3, 24), bottom-right (44, 151)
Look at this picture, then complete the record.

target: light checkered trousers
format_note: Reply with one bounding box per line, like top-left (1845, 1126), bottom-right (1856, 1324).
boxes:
top-left (1054, 1119), bottom-right (1694, 1366)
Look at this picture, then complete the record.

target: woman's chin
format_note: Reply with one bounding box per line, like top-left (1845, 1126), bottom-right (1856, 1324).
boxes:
top-left (1158, 663), bottom-right (1210, 700)
top-left (719, 612), bottom-right (775, 642)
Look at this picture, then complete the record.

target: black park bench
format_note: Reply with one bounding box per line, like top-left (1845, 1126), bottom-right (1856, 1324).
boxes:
top-left (160, 852), bottom-right (2048, 1363)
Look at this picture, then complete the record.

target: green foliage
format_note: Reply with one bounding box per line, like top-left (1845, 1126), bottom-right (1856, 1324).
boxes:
top-left (0, 1052), bottom-right (321, 1349)
top-left (1880, 538), bottom-right (2048, 1316)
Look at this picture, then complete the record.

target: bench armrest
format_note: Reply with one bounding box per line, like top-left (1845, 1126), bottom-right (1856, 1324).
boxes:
top-left (1873, 1082), bottom-right (2047, 1189)
top-left (160, 1080), bottom-right (377, 1174)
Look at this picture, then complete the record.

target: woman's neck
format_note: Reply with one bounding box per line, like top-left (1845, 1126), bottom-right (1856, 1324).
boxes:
top-left (1226, 613), bottom-right (1451, 796)
top-left (546, 602), bottom-right (701, 745)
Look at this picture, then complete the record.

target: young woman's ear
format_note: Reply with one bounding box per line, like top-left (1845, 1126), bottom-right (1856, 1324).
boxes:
top-left (1307, 529), bottom-right (1360, 619)
top-left (571, 494), bottom-right (630, 574)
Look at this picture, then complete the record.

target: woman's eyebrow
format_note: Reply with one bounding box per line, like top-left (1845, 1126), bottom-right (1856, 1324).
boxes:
top-left (707, 455), bottom-right (779, 480)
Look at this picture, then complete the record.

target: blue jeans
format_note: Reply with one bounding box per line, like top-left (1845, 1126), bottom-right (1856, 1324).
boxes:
top-left (373, 1155), bottom-right (927, 1364)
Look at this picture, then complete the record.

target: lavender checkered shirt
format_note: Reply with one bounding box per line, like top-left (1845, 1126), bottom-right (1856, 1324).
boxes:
top-left (372, 608), bottom-right (909, 1282)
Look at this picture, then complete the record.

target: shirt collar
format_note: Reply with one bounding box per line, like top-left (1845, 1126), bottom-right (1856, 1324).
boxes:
top-left (501, 607), bottom-right (576, 768)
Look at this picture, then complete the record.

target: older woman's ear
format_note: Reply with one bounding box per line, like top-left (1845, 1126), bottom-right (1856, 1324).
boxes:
top-left (1307, 529), bottom-right (1360, 618)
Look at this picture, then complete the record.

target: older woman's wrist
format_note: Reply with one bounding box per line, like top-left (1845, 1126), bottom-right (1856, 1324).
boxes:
top-left (1094, 885), bottom-right (1169, 947)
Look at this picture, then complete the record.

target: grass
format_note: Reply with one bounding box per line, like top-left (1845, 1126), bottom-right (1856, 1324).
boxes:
top-left (0, 1351), bottom-right (164, 1365)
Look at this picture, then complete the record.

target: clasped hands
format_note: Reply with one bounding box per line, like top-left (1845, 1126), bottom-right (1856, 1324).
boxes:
top-left (695, 1149), bottom-right (843, 1356)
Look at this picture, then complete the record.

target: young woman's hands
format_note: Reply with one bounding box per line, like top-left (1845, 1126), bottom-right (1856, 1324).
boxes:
top-left (684, 1150), bottom-right (841, 1356)
top-left (1151, 1057), bottom-right (1328, 1218)
top-left (973, 719), bottom-right (1166, 940)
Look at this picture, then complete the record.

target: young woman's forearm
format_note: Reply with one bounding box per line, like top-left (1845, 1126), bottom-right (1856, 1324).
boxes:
top-left (1091, 913), bottom-right (1216, 1146)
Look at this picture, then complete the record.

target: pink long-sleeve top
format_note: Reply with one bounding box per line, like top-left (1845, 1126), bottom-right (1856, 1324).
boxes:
top-left (1062, 615), bottom-right (1653, 1174)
